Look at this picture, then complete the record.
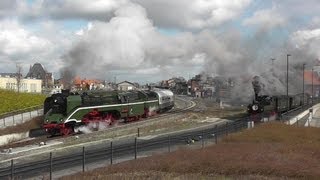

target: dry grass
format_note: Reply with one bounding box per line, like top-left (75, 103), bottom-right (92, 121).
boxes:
top-left (0, 116), bottom-right (42, 136)
top-left (61, 122), bottom-right (320, 180)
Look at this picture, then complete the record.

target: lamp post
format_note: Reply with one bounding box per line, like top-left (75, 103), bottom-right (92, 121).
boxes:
top-left (312, 68), bottom-right (314, 105)
top-left (287, 54), bottom-right (291, 112)
top-left (271, 58), bottom-right (275, 72)
top-left (302, 63), bottom-right (306, 105)
top-left (271, 58), bottom-right (275, 66)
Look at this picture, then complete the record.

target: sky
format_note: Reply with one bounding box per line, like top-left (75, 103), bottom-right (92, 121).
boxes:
top-left (0, 0), bottom-right (320, 85)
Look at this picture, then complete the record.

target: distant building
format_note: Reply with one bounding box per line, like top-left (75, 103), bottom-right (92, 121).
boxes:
top-left (25, 63), bottom-right (53, 88)
top-left (73, 76), bottom-right (103, 91)
top-left (304, 70), bottom-right (320, 98)
top-left (117, 81), bottom-right (137, 91)
top-left (0, 73), bottom-right (22, 78)
top-left (0, 76), bottom-right (42, 93)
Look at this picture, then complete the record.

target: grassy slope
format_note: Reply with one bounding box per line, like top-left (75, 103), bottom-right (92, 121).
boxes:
top-left (0, 89), bottom-right (46, 114)
top-left (62, 122), bottom-right (320, 180)
top-left (0, 116), bottom-right (43, 136)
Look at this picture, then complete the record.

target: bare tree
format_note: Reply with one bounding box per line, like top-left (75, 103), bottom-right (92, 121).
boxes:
top-left (15, 63), bottom-right (23, 93)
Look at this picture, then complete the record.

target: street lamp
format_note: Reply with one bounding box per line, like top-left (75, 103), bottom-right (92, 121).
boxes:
top-left (271, 58), bottom-right (275, 66)
top-left (271, 58), bottom-right (276, 93)
top-left (271, 58), bottom-right (275, 72)
top-left (312, 68), bottom-right (314, 104)
top-left (286, 54), bottom-right (291, 112)
top-left (302, 63), bottom-right (306, 105)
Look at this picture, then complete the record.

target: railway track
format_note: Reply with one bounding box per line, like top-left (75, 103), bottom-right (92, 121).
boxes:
top-left (1, 96), bottom-right (196, 151)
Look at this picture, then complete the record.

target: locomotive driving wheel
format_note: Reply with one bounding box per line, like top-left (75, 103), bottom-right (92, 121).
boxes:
top-left (61, 126), bottom-right (74, 136)
top-left (103, 113), bottom-right (115, 125)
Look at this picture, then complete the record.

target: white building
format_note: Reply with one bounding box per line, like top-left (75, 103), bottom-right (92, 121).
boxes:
top-left (0, 76), bottom-right (42, 93)
top-left (117, 81), bottom-right (137, 91)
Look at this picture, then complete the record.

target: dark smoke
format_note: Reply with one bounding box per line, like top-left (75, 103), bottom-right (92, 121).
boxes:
top-left (252, 76), bottom-right (263, 100)
top-left (60, 67), bottom-right (75, 89)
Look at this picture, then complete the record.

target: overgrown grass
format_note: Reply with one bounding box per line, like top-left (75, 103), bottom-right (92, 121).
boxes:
top-left (0, 89), bottom-right (46, 114)
top-left (61, 122), bottom-right (320, 180)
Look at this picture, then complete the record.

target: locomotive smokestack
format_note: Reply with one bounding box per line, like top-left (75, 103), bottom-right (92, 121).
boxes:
top-left (252, 76), bottom-right (261, 100)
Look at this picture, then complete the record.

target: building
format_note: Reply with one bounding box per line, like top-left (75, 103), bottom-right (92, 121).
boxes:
top-left (117, 81), bottom-right (137, 91)
top-left (73, 76), bottom-right (104, 91)
top-left (0, 73), bottom-right (22, 78)
top-left (25, 63), bottom-right (53, 88)
top-left (304, 70), bottom-right (320, 98)
top-left (0, 76), bottom-right (42, 93)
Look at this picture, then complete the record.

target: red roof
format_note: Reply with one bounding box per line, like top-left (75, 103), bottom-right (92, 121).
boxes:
top-left (73, 76), bottom-right (101, 86)
top-left (304, 71), bottom-right (320, 85)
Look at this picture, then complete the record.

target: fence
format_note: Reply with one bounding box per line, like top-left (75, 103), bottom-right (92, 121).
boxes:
top-left (0, 106), bottom-right (43, 128)
top-left (280, 101), bottom-right (319, 127)
top-left (0, 118), bottom-right (249, 180)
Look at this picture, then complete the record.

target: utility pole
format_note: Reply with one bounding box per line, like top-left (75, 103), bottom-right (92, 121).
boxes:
top-left (302, 63), bottom-right (306, 105)
top-left (312, 68), bottom-right (314, 104)
top-left (271, 58), bottom-right (275, 66)
top-left (271, 58), bottom-right (276, 93)
top-left (286, 54), bottom-right (291, 112)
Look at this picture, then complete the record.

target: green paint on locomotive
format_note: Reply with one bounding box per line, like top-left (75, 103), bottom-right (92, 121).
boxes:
top-left (44, 90), bottom-right (161, 125)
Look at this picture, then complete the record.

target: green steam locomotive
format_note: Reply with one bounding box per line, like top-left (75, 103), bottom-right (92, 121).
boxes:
top-left (43, 89), bottom-right (174, 136)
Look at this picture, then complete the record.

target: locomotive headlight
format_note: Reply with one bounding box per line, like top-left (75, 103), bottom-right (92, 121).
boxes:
top-left (60, 118), bottom-right (63, 122)
top-left (46, 119), bottom-right (49, 122)
top-left (252, 104), bottom-right (259, 111)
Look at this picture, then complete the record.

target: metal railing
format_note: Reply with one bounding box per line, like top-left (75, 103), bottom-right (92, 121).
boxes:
top-left (0, 118), bottom-right (249, 179)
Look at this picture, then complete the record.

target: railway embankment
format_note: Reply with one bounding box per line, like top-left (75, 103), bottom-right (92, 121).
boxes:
top-left (0, 96), bottom-right (196, 159)
top-left (0, 96), bottom-right (241, 166)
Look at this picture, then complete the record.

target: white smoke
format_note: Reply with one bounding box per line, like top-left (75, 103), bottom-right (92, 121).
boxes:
top-left (148, 106), bottom-right (158, 116)
top-left (74, 125), bottom-right (92, 134)
top-left (62, 1), bottom-right (320, 102)
top-left (74, 120), bottom-right (113, 134)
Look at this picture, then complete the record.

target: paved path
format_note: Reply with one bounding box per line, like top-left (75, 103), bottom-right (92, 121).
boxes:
top-left (311, 108), bottom-right (320, 127)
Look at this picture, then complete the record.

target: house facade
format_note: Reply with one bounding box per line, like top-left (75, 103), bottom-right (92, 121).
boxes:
top-left (25, 63), bottom-right (53, 88)
top-left (0, 76), bottom-right (42, 93)
top-left (117, 81), bottom-right (137, 91)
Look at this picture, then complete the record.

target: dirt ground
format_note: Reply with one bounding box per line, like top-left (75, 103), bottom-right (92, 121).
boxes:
top-left (62, 122), bottom-right (320, 180)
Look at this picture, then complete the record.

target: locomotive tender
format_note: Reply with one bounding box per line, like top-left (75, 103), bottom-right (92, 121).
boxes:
top-left (43, 89), bottom-right (174, 136)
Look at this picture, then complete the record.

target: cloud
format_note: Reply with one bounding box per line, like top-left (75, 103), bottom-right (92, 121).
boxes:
top-left (17, 0), bottom-right (129, 21)
top-left (310, 17), bottom-right (320, 28)
top-left (1, 0), bottom-right (320, 90)
top-left (135, 67), bottom-right (160, 75)
top-left (243, 5), bottom-right (286, 30)
top-left (0, 0), bottom-right (17, 18)
top-left (0, 19), bottom-right (50, 56)
top-left (14, 0), bottom-right (252, 30)
top-left (134, 0), bottom-right (252, 29)
top-left (290, 28), bottom-right (320, 58)
top-left (0, 19), bottom-right (73, 75)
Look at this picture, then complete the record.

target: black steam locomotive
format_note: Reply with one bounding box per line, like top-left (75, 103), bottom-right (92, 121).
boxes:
top-left (247, 76), bottom-right (306, 121)
top-left (247, 94), bottom-right (305, 119)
